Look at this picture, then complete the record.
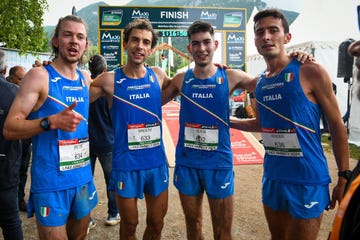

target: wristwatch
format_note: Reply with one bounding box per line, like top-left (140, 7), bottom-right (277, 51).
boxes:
top-left (338, 170), bottom-right (352, 180)
top-left (40, 117), bottom-right (51, 131)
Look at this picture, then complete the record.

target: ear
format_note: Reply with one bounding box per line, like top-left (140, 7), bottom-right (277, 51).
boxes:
top-left (284, 33), bottom-right (292, 44)
top-left (149, 47), bottom-right (154, 55)
top-left (214, 40), bottom-right (219, 49)
top-left (52, 36), bottom-right (58, 48)
top-left (186, 44), bottom-right (191, 53)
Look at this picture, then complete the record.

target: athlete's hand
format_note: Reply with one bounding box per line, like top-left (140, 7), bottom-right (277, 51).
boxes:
top-left (329, 178), bottom-right (347, 209)
top-left (50, 102), bottom-right (83, 132)
top-left (290, 51), bottom-right (315, 63)
top-left (214, 63), bottom-right (230, 69)
top-left (32, 59), bottom-right (52, 68)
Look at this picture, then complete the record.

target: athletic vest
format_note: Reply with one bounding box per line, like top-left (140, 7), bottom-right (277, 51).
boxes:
top-left (111, 67), bottom-right (166, 171)
top-left (256, 58), bottom-right (330, 184)
top-left (176, 67), bottom-right (232, 169)
top-left (29, 64), bottom-right (92, 192)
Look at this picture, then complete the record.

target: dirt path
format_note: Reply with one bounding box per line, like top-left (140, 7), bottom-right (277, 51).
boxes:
top-left (10, 144), bottom-right (358, 240)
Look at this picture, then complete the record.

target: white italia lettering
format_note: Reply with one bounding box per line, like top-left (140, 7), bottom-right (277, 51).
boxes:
top-left (129, 93), bottom-right (150, 100)
top-left (66, 96), bottom-right (84, 102)
top-left (263, 94), bottom-right (282, 101)
top-left (192, 93), bottom-right (214, 98)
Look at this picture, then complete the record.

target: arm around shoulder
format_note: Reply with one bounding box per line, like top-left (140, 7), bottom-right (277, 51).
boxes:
top-left (227, 69), bottom-right (257, 93)
top-left (161, 72), bottom-right (183, 105)
top-left (90, 71), bottom-right (113, 103)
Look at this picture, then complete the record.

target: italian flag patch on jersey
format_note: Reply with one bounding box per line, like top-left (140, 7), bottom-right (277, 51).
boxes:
top-left (284, 72), bottom-right (294, 82)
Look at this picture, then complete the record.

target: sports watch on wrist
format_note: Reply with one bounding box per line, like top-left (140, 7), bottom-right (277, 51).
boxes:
top-left (338, 170), bottom-right (352, 180)
top-left (40, 117), bottom-right (51, 131)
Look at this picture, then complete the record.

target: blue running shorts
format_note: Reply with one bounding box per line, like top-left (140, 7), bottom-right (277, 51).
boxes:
top-left (28, 180), bottom-right (98, 226)
top-left (173, 165), bottom-right (234, 199)
top-left (262, 177), bottom-right (330, 219)
top-left (110, 163), bottom-right (169, 199)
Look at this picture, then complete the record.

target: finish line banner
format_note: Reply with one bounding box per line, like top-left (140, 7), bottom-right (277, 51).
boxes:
top-left (162, 101), bottom-right (264, 167)
top-left (98, 6), bottom-right (246, 70)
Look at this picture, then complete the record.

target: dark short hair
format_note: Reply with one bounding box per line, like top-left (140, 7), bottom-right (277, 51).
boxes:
top-left (187, 21), bottom-right (214, 41)
top-left (9, 66), bottom-right (24, 77)
top-left (253, 8), bottom-right (289, 34)
top-left (88, 54), bottom-right (107, 79)
top-left (123, 19), bottom-right (158, 48)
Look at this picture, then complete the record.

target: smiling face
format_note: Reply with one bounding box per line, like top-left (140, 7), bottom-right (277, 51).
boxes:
top-left (123, 28), bottom-right (153, 65)
top-left (187, 31), bottom-right (218, 67)
top-left (254, 16), bottom-right (291, 59)
top-left (52, 19), bottom-right (88, 64)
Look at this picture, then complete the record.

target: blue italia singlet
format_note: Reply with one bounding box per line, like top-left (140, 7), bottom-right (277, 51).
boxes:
top-left (111, 67), bottom-right (166, 171)
top-left (29, 64), bottom-right (92, 193)
top-left (256, 58), bottom-right (331, 184)
top-left (176, 67), bottom-right (232, 170)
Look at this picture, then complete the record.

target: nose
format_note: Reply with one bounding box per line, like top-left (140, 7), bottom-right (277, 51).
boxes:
top-left (198, 42), bottom-right (207, 51)
top-left (262, 30), bottom-right (271, 40)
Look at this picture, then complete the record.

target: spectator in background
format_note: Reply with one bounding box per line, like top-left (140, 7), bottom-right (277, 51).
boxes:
top-left (0, 50), bottom-right (23, 239)
top-left (8, 65), bottom-right (31, 212)
top-left (87, 54), bottom-right (119, 232)
top-left (348, 40), bottom-right (360, 100)
top-left (8, 66), bottom-right (26, 86)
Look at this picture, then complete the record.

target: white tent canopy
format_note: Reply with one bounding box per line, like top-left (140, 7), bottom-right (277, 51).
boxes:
top-left (349, 67), bottom-right (360, 146)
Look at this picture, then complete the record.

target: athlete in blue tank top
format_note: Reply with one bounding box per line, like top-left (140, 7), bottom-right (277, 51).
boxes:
top-left (111, 67), bottom-right (166, 171)
top-left (29, 64), bottom-right (93, 191)
top-left (3, 15), bottom-right (98, 239)
top-left (176, 67), bottom-right (232, 170)
top-left (256, 58), bottom-right (330, 185)
top-left (230, 9), bottom-right (350, 240)
top-left (90, 19), bottom-right (171, 239)
top-left (161, 20), bottom-right (259, 239)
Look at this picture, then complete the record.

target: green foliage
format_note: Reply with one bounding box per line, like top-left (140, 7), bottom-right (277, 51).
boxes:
top-left (349, 143), bottom-right (360, 160)
top-left (0, 0), bottom-right (50, 54)
top-left (322, 134), bottom-right (360, 160)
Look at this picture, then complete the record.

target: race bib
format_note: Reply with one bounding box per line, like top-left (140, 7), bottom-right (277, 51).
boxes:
top-left (128, 122), bottom-right (161, 150)
top-left (261, 128), bottom-right (303, 157)
top-left (184, 123), bottom-right (218, 151)
top-left (59, 137), bottom-right (90, 171)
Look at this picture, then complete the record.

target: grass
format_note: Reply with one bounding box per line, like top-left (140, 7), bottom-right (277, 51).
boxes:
top-left (322, 134), bottom-right (360, 160)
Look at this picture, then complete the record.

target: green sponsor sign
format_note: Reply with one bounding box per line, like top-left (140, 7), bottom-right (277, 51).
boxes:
top-left (98, 6), bottom-right (246, 70)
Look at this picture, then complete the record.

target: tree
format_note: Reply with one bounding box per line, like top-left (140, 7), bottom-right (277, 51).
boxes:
top-left (0, 0), bottom-right (50, 53)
